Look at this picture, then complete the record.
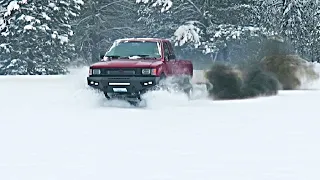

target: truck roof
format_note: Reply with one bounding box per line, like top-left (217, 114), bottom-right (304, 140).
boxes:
top-left (115, 38), bottom-right (170, 43)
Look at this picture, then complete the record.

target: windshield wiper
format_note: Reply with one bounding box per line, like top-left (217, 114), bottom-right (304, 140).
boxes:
top-left (131, 54), bottom-right (150, 57)
top-left (105, 55), bottom-right (120, 58)
top-left (104, 54), bottom-right (157, 60)
top-left (105, 55), bottom-right (129, 59)
top-left (127, 54), bottom-right (158, 59)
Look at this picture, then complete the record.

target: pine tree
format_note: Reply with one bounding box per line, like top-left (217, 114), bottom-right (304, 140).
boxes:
top-left (0, 0), bottom-right (83, 75)
top-left (304, 0), bottom-right (320, 62)
top-left (137, 0), bottom-right (266, 62)
top-left (280, 0), bottom-right (306, 56)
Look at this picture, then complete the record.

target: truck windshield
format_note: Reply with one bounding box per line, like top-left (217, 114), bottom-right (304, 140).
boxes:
top-left (105, 41), bottom-right (162, 59)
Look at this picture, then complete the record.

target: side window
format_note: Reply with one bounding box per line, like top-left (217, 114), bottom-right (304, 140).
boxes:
top-left (164, 41), bottom-right (175, 60)
top-left (163, 42), bottom-right (170, 60)
top-left (167, 42), bottom-right (174, 55)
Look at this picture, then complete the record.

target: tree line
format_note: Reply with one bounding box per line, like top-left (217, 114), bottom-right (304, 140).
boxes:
top-left (0, 0), bottom-right (319, 74)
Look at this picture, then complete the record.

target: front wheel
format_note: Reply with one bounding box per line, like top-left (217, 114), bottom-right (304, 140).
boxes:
top-left (104, 92), bottom-right (111, 99)
top-left (159, 74), bottom-right (193, 95)
top-left (150, 73), bottom-right (167, 91)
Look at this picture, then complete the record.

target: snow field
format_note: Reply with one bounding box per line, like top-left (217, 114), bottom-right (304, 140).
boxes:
top-left (0, 64), bottom-right (320, 180)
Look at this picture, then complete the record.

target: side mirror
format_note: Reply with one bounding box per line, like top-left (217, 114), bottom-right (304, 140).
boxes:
top-left (100, 54), bottom-right (105, 59)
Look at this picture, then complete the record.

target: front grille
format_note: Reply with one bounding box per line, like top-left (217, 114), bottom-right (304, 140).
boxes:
top-left (108, 77), bottom-right (130, 80)
top-left (100, 68), bottom-right (140, 76)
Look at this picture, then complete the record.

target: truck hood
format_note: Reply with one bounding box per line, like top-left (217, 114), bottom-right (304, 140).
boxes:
top-left (90, 59), bottom-right (163, 68)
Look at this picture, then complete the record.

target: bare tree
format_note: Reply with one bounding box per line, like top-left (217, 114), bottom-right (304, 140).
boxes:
top-left (72, 0), bottom-right (144, 63)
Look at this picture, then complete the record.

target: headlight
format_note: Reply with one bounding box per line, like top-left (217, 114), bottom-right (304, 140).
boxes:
top-left (92, 69), bottom-right (101, 75)
top-left (142, 68), bottom-right (157, 75)
top-left (142, 69), bottom-right (151, 75)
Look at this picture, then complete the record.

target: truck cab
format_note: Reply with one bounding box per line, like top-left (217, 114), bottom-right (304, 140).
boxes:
top-left (87, 38), bottom-right (193, 102)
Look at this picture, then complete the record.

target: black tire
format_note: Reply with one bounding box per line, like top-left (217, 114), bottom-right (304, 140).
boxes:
top-left (159, 73), bottom-right (166, 85)
top-left (127, 96), bottom-right (142, 106)
top-left (128, 100), bottom-right (139, 106)
top-left (153, 73), bottom-right (167, 91)
top-left (159, 74), bottom-right (193, 96)
top-left (175, 75), bottom-right (193, 95)
top-left (182, 76), bottom-right (193, 97)
top-left (104, 92), bottom-right (111, 99)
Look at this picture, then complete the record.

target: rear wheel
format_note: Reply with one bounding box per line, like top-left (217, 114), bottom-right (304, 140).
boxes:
top-left (180, 75), bottom-right (193, 97)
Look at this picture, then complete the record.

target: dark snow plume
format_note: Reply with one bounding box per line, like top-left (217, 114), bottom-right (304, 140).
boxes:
top-left (204, 36), bottom-right (320, 100)
top-left (205, 63), bottom-right (281, 100)
top-left (205, 55), bottom-right (320, 100)
top-left (260, 55), bottom-right (319, 90)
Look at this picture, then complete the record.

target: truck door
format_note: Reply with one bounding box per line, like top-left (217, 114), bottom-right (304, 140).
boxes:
top-left (166, 41), bottom-right (189, 75)
top-left (163, 41), bottom-right (176, 76)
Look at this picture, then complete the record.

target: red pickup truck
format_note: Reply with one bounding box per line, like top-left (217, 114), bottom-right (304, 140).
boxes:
top-left (87, 38), bottom-right (193, 103)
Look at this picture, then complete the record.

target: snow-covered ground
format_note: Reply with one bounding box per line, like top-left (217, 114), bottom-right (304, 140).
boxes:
top-left (1, 65), bottom-right (320, 180)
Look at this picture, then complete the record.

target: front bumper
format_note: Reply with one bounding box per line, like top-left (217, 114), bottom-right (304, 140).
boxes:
top-left (87, 76), bottom-right (160, 95)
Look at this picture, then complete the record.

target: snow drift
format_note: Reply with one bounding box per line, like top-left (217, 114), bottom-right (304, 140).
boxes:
top-left (1, 64), bottom-right (320, 180)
